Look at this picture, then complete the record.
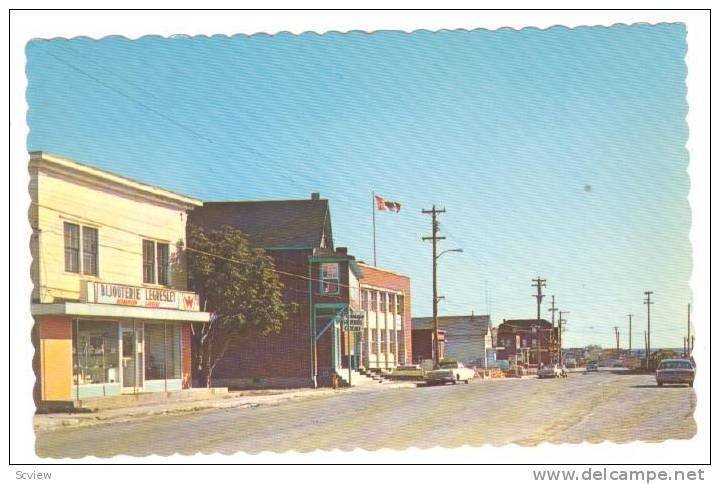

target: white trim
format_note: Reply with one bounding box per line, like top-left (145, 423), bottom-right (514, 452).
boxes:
top-left (32, 302), bottom-right (211, 322)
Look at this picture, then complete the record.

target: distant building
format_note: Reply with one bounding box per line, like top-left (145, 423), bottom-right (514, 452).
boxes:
top-left (411, 329), bottom-right (446, 364)
top-left (496, 319), bottom-right (558, 366)
top-left (411, 314), bottom-right (493, 365)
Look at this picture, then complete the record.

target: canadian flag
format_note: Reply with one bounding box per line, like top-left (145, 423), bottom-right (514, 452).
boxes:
top-left (375, 194), bottom-right (401, 213)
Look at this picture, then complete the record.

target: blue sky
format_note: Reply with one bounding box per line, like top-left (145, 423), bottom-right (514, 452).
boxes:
top-left (26, 24), bottom-right (690, 348)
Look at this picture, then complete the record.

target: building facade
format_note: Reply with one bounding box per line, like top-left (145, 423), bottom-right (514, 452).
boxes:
top-left (30, 152), bottom-right (211, 406)
top-left (190, 196), bottom-right (366, 388)
top-left (412, 314), bottom-right (493, 366)
top-left (357, 263), bottom-right (412, 369)
top-left (495, 319), bottom-right (558, 366)
top-left (411, 329), bottom-right (446, 364)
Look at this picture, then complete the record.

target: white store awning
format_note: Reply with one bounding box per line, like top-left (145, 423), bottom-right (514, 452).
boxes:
top-left (31, 302), bottom-right (212, 322)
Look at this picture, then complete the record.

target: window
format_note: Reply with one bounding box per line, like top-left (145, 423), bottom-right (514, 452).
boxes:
top-left (82, 227), bottom-right (98, 276)
top-left (64, 222), bottom-right (80, 273)
top-left (74, 320), bottom-right (119, 385)
top-left (379, 293), bottom-right (387, 312)
top-left (362, 290), bottom-right (369, 311)
top-left (143, 240), bottom-right (155, 283)
top-left (320, 263), bottom-right (339, 294)
top-left (370, 291), bottom-right (377, 311)
top-left (145, 323), bottom-right (181, 380)
top-left (157, 243), bottom-right (170, 285)
top-left (389, 295), bottom-right (396, 314)
top-left (143, 240), bottom-right (170, 286)
top-left (397, 295), bottom-right (404, 315)
top-left (64, 222), bottom-right (98, 275)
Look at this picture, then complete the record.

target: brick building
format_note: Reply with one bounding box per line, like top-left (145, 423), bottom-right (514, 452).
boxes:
top-left (357, 263), bottom-right (412, 369)
top-left (496, 319), bottom-right (558, 366)
top-left (411, 328), bottom-right (446, 364)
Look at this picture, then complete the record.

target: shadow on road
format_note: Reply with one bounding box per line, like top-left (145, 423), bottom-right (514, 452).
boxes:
top-left (630, 384), bottom-right (692, 388)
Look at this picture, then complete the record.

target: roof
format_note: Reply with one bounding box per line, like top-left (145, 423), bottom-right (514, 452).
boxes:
top-left (498, 319), bottom-right (554, 330)
top-left (189, 199), bottom-right (332, 249)
top-left (412, 314), bottom-right (491, 331)
top-left (29, 151), bottom-right (203, 208)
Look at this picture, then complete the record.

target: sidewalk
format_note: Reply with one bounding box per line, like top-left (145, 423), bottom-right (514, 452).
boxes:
top-left (34, 381), bottom-right (416, 432)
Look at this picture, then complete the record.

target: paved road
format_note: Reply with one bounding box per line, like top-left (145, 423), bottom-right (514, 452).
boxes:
top-left (35, 370), bottom-right (696, 457)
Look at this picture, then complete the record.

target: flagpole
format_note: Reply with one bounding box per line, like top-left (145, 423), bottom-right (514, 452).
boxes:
top-left (372, 191), bottom-right (377, 266)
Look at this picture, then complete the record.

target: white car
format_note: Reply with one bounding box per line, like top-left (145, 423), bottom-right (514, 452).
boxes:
top-left (538, 364), bottom-right (568, 379)
top-left (425, 361), bottom-right (475, 385)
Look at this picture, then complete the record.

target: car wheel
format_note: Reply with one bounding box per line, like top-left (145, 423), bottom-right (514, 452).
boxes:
top-left (465, 379), bottom-right (470, 384)
top-left (689, 382), bottom-right (694, 388)
top-left (657, 382), bottom-right (663, 387)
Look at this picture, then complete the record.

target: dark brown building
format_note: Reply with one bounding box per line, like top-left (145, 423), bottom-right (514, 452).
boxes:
top-left (412, 328), bottom-right (446, 364)
top-left (496, 319), bottom-right (558, 367)
top-left (189, 193), bottom-right (367, 388)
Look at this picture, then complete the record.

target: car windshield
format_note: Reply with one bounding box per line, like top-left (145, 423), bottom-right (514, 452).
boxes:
top-left (658, 360), bottom-right (693, 370)
top-left (439, 362), bottom-right (458, 368)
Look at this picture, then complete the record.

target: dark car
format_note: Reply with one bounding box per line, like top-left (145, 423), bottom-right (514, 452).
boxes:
top-left (656, 359), bottom-right (695, 387)
top-left (586, 362), bottom-right (599, 372)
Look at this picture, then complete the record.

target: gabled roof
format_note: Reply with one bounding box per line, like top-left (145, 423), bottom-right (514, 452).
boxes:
top-left (189, 199), bottom-right (332, 250)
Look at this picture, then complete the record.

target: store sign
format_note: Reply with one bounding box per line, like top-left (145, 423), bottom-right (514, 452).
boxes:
top-left (85, 281), bottom-right (200, 311)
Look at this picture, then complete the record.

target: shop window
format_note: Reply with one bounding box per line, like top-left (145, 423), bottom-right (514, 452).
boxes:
top-left (74, 320), bottom-right (119, 385)
top-left (64, 222), bottom-right (80, 273)
top-left (145, 323), bottom-right (182, 380)
top-left (320, 263), bottom-right (339, 294)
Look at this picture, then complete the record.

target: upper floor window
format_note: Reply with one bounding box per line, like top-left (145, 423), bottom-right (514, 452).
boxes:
top-left (362, 290), bottom-right (369, 311)
top-left (379, 292), bottom-right (387, 312)
top-left (320, 263), bottom-right (339, 295)
top-left (397, 295), bottom-right (404, 315)
top-left (143, 239), bottom-right (170, 285)
top-left (64, 222), bottom-right (98, 276)
top-left (389, 294), bottom-right (396, 314)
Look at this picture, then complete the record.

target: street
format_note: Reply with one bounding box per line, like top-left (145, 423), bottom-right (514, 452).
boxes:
top-left (35, 370), bottom-right (696, 458)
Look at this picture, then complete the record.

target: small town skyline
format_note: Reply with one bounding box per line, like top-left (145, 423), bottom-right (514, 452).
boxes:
top-left (26, 24), bottom-right (691, 348)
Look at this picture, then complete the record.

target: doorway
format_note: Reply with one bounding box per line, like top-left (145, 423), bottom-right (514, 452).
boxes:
top-left (120, 322), bottom-right (144, 392)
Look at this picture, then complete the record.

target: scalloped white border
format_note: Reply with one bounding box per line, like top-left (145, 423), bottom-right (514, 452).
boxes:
top-left (8, 8), bottom-right (711, 473)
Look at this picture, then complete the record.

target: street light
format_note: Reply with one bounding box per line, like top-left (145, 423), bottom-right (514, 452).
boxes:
top-left (431, 247), bottom-right (463, 367)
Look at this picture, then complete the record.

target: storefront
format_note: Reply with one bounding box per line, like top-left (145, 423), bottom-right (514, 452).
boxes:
top-left (29, 151), bottom-right (211, 405)
top-left (33, 282), bottom-right (210, 402)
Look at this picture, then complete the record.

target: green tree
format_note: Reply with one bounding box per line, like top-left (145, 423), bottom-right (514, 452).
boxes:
top-left (186, 224), bottom-right (289, 387)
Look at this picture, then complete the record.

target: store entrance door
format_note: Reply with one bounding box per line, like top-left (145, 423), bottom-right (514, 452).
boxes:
top-left (120, 322), bottom-right (144, 393)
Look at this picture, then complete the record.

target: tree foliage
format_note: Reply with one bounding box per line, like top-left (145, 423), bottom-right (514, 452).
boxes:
top-left (186, 224), bottom-right (289, 386)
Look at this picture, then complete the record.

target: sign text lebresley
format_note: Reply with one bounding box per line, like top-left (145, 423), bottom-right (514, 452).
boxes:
top-left (86, 282), bottom-right (199, 311)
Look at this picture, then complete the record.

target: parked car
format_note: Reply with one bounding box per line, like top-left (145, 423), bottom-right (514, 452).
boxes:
top-left (425, 360), bottom-right (475, 385)
top-left (493, 360), bottom-right (510, 371)
top-left (656, 359), bottom-right (695, 387)
top-left (586, 362), bottom-right (599, 372)
top-left (538, 364), bottom-right (568, 379)
top-left (565, 358), bottom-right (577, 368)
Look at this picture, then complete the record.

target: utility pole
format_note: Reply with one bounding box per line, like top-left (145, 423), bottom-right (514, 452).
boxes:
top-left (531, 277), bottom-right (546, 366)
top-left (614, 326), bottom-right (620, 356)
top-left (422, 205), bottom-right (446, 368)
top-left (548, 296), bottom-right (558, 363)
top-left (558, 310), bottom-right (568, 365)
top-left (644, 291), bottom-right (654, 362)
top-left (644, 330), bottom-right (648, 363)
top-left (627, 314), bottom-right (633, 354)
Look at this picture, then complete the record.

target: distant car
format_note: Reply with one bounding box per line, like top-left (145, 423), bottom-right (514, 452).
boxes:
top-left (586, 362), bottom-right (599, 372)
top-left (565, 358), bottom-right (577, 368)
top-left (538, 364), bottom-right (568, 379)
top-left (425, 361), bottom-right (475, 385)
top-left (656, 359), bottom-right (695, 387)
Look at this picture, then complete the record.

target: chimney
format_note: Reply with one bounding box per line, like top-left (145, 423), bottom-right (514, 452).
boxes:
top-left (336, 247), bottom-right (348, 255)
top-left (311, 192), bottom-right (320, 200)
